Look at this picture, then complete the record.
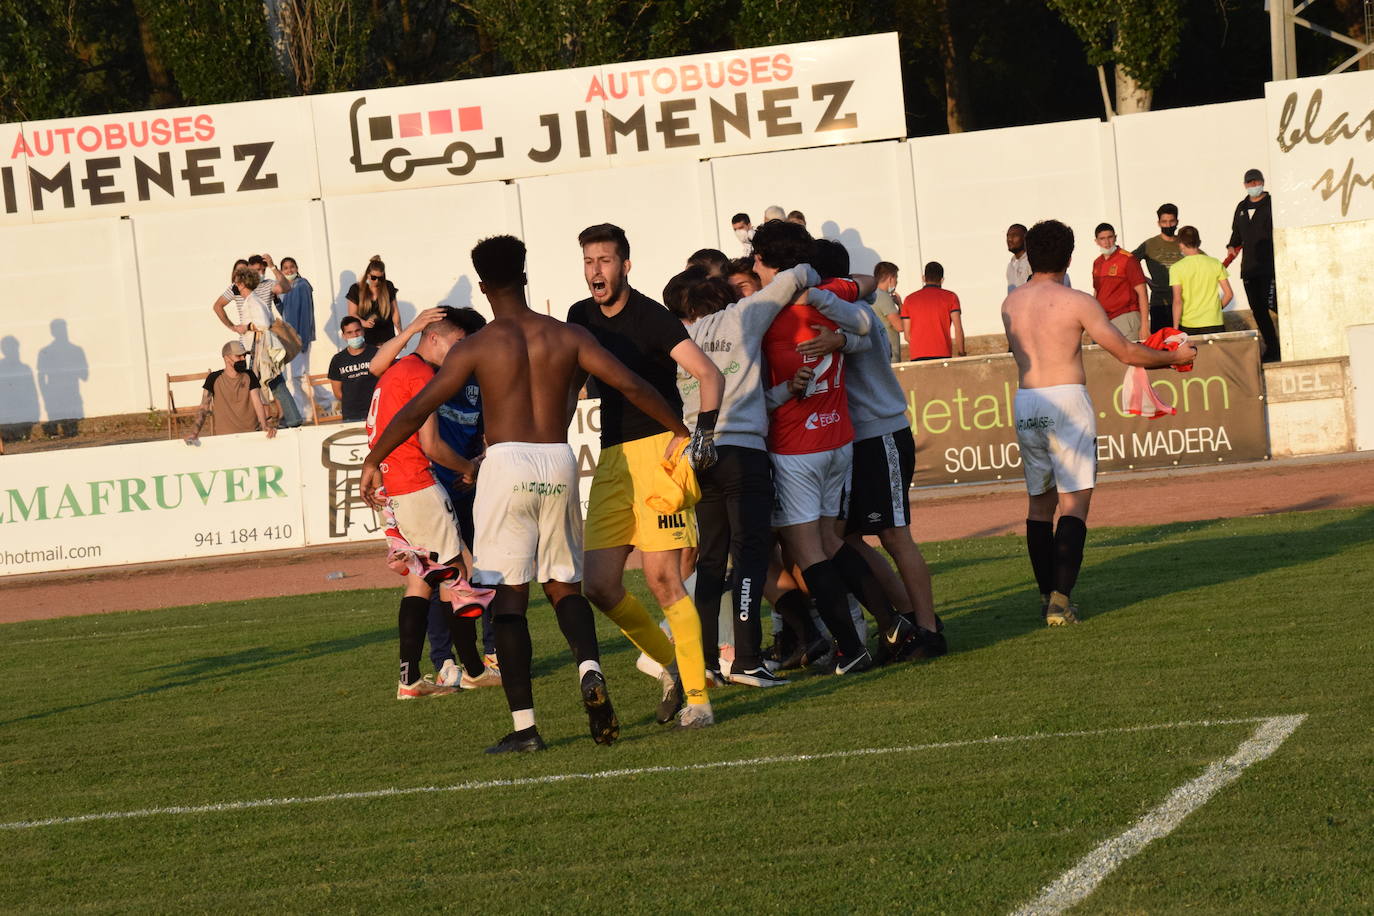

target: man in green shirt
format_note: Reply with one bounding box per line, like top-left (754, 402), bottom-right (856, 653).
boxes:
top-left (1131, 202), bottom-right (1183, 334)
top-left (871, 261), bottom-right (904, 363)
top-left (1169, 226), bottom-right (1233, 334)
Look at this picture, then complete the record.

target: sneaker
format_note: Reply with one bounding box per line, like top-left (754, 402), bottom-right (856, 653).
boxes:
top-left (728, 666), bottom-right (789, 688)
top-left (779, 635), bottom-right (830, 671)
top-left (881, 615), bottom-right (918, 659)
top-left (705, 668), bottom-right (730, 688)
top-left (460, 667), bottom-right (503, 690)
top-left (677, 704), bottom-right (715, 729)
top-left (896, 628), bottom-right (948, 662)
top-left (656, 670), bottom-right (685, 724)
top-left (580, 670), bottom-right (620, 746)
top-left (1045, 591), bottom-right (1079, 627)
top-left (482, 653), bottom-right (501, 676)
top-left (833, 650), bottom-right (874, 676)
top-left (435, 659), bottom-right (461, 687)
top-left (396, 678), bottom-right (457, 700)
top-left (484, 727), bottom-right (547, 754)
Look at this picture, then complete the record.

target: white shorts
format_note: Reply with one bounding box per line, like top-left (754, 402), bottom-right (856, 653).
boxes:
top-left (1014, 384), bottom-right (1097, 496)
top-left (769, 444), bottom-right (854, 527)
top-left (387, 484), bottom-right (465, 565)
top-left (471, 442), bottom-right (583, 586)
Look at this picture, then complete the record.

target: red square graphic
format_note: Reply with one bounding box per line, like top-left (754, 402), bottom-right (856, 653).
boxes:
top-left (428, 110), bottom-right (453, 134)
top-left (398, 112), bottom-right (422, 138)
top-left (458, 107), bottom-right (483, 131)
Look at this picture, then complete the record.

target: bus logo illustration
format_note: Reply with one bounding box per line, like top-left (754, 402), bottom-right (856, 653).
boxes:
top-left (321, 427), bottom-right (381, 538)
top-left (348, 97), bottom-right (505, 182)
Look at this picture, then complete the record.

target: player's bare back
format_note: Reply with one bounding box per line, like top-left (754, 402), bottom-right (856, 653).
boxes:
top-left (458, 313), bottom-right (587, 445)
top-left (1001, 276), bottom-right (1099, 389)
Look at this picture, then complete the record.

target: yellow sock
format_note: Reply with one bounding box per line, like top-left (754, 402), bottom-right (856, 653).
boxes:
top-left (603, 592), bottom-right (675, 665)
top-left (663, 596), bottom-right (709, 706)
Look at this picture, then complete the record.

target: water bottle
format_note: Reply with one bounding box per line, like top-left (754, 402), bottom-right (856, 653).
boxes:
top-left (325, 571), bottom-right (346, 581)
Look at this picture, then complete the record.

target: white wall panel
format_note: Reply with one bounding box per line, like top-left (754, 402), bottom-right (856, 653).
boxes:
top-left (0, 218), bottom-right (147, 423)
top-left (0, 121), bottom-right (33, 226)
top-left (908, 119), bottom-right (1117, 338)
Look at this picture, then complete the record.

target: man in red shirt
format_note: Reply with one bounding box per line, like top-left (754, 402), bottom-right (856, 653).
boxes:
top-left (1091, 223), bottom-right (1149, 341)
top-left (366, 316), bottom-right (479, 700)
top-left (900, 262), bottom-right (965, 360)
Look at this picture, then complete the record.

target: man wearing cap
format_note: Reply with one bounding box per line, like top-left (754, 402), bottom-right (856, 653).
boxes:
top-left (1226, 168), bottom-right (1281, 362)
top-left (185, 341), bottom-right (278, 444)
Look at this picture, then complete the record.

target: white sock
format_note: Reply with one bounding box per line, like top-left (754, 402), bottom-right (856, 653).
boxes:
top-left (578, 659), bottom-right (602, 680)
top-left (512, 708), bottom-right (536, 731)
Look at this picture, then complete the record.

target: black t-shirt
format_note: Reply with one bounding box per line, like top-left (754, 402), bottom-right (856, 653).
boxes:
top-left (567, 288), bottom-right (687, 447)
top-left (345, 281), bottom-right (400, 347)
top-left (328, 345), bottom-right (380, 421)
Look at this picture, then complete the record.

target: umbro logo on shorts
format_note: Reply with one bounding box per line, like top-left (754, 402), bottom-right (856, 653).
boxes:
top-left (867, 512), bottom-right (882, 522)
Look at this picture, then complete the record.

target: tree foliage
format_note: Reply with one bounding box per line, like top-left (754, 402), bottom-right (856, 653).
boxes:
top-left (1047, 0), bottom-right (1184, 93)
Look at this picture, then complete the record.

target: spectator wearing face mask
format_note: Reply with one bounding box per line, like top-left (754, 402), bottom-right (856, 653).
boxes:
top-left (1132, 203), bottom-right (1183, 334)
top-left (276, 256), bottom-right (316, 415)
top-left (730, 213), bottom-right (754, 256)
top-left (327, 317), bottom-right (380, 423)
top-left (1091, 223), bottom-right (1149, 341)
top-left (185, 341), bottom-right (277, 444)
top-left (1226, 168), bottom-right (1281, 362)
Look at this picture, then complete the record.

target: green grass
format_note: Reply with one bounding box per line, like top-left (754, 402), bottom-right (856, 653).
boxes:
top-left (3, 507), bottom-right (1373, 913)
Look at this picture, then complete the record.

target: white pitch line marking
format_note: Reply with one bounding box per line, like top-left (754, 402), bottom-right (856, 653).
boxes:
top-left (1, 715), bottom-right (1284, 833)
top-left (1011, 714), bottom-right (1307, 916)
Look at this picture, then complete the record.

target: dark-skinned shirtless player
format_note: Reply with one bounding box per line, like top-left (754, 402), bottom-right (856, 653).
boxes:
top-left (363, 235), bottom-right (690, 753)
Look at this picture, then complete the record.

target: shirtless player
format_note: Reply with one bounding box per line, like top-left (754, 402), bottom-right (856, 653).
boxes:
top-left (1002, 220), bottom-right (1196, 625)
top-left (362, 235), bottom-right (690, 753)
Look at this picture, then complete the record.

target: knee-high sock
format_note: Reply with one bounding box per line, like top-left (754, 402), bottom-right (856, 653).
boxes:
top-left (447, 614), bottom-right (485, 677)
top-left (800, 561), bottom-right (865, 657)
top-left (1026, 519), bottom-right (1056, 598)
top-left (1053, 515), bottom-right (1088, 598)
top-left (493, 613), bottom-right (534, 714)
top-left (398, 596), bottom-right (429, 685)
top-left (831, 543), bottom-right (896, 630)
top-left (554, 594), bottom-right (601, 665)
top-left (773, 588), bottom-right (819, 643)
top-left (663, 595), bottom-right (709, 706)
top-left (602, 592), bottom-right (675, 666)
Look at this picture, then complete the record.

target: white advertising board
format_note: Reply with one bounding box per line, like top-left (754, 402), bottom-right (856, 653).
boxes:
top-left (0, 120), bottom-right (32, 226)
top-left (10, 97), bottom-right (320, 224)
top-left (0, 431), bottom-right (305, 576)
top-left (310, 34), bottom-right (905, 198)
top-left (295, 422), bottom-right (384, 547)
top-left (1265, 69), bottom-right (1374, 230)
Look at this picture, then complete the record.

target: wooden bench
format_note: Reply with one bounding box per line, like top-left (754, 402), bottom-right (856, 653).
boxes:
top-left (306, 372), bottom-right (341, 425)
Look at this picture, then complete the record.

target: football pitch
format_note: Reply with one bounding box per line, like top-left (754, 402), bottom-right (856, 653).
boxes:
top-left (3, 507), bottom-right (1372, 913)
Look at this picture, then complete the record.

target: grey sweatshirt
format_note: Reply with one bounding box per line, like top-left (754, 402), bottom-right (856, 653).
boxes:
top-left (844, 299), bottom-right (912, 441)
top-left (679, 265), bottom-right (872, 451)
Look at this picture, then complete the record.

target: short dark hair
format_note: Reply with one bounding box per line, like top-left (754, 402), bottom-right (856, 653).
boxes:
top-left (1177, 225), bottom-right (1201, 248)
top-left (232, 258), bottom-right (248, 270)
top-left (445, 305), bottom-right (488, 335)
top-left (340, 316), bottom-right (362, 332)
top-left (1094, 223), bottom-right (1115, 236)
top-left (280, 256), bottom-right (298, 269)
top-left (873, 261), bottom-right (898, 283)
top-left (687, 248), bottom-right (730, 276)
top-left (247, 254), bottom-right (266, 268)
top-left (787, 210), bottom-right (806, 223)
top-left (1157, 203), bottom-right (1179, 218)
top-left (726, 257), bottom-right (761, 287)
top-left (666, 267), bottom-right (736, 321)
top-left (662, 265), bottom-right (707, 319)
top-left (923, 261), bottom-right (945, 282)
top-left (1025, 220), bottom-right (1074, 274)
top-left (730, 212), bottom-right (750, 225)
top-left (751, 219), bottom-right (814, 271)
top-left (471, 235), bottom-right (526, 290)
top-left (811, 238), bottom-right (850, 281)
top-left (1008, 223), bottom-right (1028, 233)
top-left (578, 223), bottom-right (630, 261)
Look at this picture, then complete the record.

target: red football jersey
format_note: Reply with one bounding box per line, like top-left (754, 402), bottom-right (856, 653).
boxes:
top-left (763, 303), bottom-right (853, 455)
top-left (366, 354), bottom-right (437, 496)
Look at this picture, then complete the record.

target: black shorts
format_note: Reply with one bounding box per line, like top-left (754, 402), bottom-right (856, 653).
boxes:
top-left (842, 427), bottom-right (915, 535)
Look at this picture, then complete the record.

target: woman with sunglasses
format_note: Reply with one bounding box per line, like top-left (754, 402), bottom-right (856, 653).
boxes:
top-left (346, 255), bottom-right (402, 347)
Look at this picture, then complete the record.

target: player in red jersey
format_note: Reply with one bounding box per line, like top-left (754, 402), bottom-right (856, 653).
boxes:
top-left (366, 317), bottom-right (481, 700)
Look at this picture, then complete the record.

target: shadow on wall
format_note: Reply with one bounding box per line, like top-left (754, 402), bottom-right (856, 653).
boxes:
top-left (442, 275), bottom-right (475, 312)
top-left (37, 319), bottom-right (88, 436)
top-left (0, 335), bottom-right (41, 426)
top-left (821, 220), bottom-right (881, 275)
top-left (328, 270), bottom-right (358, 350)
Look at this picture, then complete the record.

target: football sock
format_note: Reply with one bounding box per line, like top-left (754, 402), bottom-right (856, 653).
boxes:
top-left (397, 596), bottom-right (428, 685)
top-left (448, 614), bottom-right (485, 678)
top-left (578, 659), bottom-right (603, 680)
top-left (800, 561), bottom-right (865, 657)
top-left (1053, 515), bottom-right (1088, 598)
top-left (773, 588), bottom-right (819, 643)
top-left (602, 591), bottom-right (675, 666)
top-left (1026, 519), bottom-right (1056, 599)
top-left (554, 594), bottom-right (601, 665)
top-left (512, 709), bottom-right (536, 731)
top-left (493, 613), bottom-right (534, 713)
top-left (663, 595), bottom-right (710, 707)
top-left (831, 542), bottom-right (897, 630)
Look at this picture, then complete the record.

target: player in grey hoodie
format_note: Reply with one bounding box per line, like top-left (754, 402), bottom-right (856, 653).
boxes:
top-left (665, 262), bottom-right (872, 686)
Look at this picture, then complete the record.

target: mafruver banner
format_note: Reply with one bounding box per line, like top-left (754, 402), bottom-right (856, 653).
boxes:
top-left (898, 334), bottom-right (1269, 487)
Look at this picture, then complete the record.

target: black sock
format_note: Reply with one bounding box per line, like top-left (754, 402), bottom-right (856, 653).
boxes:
top-left (773, 588), bottom-right (818, 643)
top-left (493, 613), bottom-right (534, 713)
top-left (800, 561), bottom-right (864, 657)
top-left (398, 596), bottom-right (429, 685)
top-left (448, 614), bottom-right (485, 677)
top-left (1053, 515), bottom-right (1088, 597)
top-left (554, 594), bottom-right (600, 665)
top-left (1026, 519), bottom-right (1055, 598)
top-left (831, 542), bottom-right (896, 630)
top-left (731, 570), bottom-right (763, 670)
